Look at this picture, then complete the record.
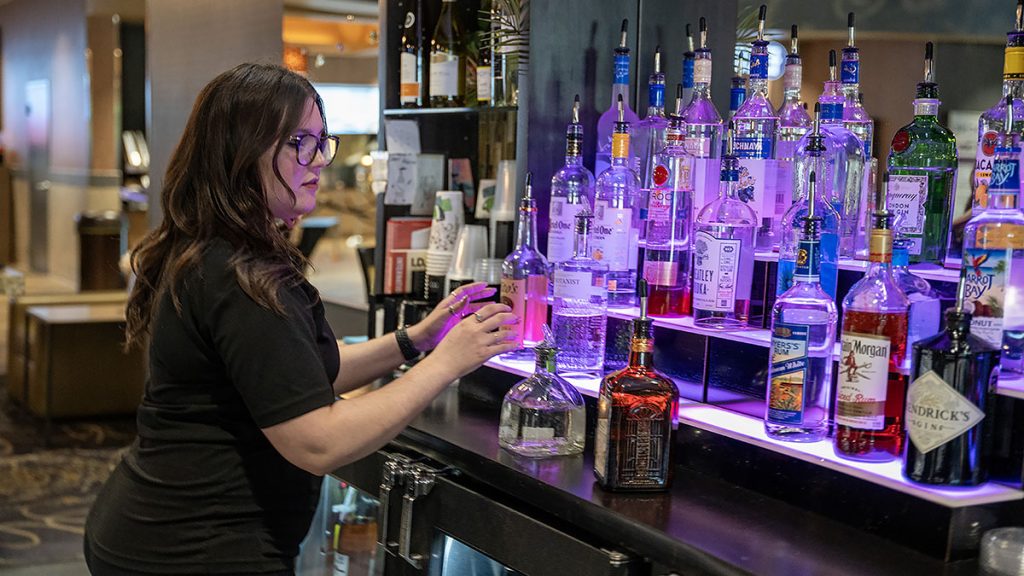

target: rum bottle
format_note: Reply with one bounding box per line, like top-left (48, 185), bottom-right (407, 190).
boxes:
top-left (547, 96), bottom-right (596, 266)
top-left (596, 19), bottom-right (641, 176)
top-left (683, 17), bottom-right (724, 214)
top-left (552, 210), bottom-right (608, 377)
top-left (500, 173), bottom-right (549, 360)
top-left (429, 0), bottom-right (465, 108)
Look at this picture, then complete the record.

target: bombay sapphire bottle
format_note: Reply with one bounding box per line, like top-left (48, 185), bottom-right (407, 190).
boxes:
top-left (683, 17), bottom-right (724, 214)
top-left (500, 173), bottom-right (549, 360)
top-left (841, 12), bottom-right (874, 158)
top-left (637, 46), bottom-right (669, 222)
top-left (547, 96), bottom-right (596, 266)
top-left (681, 24), bottom-right (696, 108)
top-left (765, 172), bottom-right (838, 442)
top-left (693, 126), bottom-right (757, 328)
top-left (596, 19), bottom-right (641, 176)
top-left (552, 210), bottom-right (608, 377)
top-left (499, 327), bottom-right (586, 458)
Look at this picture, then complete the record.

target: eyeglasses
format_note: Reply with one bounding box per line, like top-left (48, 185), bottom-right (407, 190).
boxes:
top-left (286, 134), bottom-right (340, 166)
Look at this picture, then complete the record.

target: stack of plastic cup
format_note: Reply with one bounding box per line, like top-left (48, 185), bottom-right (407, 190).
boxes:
top-left (425, 190), bottom-right (465, 303)
top-left (489, 160), bottom-right (518, 259)
top-left (981, 527), bottom-right (1024, 575)
top-left (446, 225), bottom-right (488, 295)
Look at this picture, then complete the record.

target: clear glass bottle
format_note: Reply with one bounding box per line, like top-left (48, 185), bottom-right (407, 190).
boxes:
top-left (776, 25), bottom-right (811, 163)
top-left (547, 96), bottom-right (596, 266)
top-left (904, 273), bottom-right (1001, 486)
top-left (499, 329), bottom-right (586, 458)
top-left (429, 0), bottom-right (465, 108)
top-left (636, 46), bottom-right (669, 236)
top-left (891, 229), bottom-right (941, 372)
top-left (886, 43), bottom-right (959, 265)
top-left (645, 86), bottom-right (695, 317)
top-left (596, 19), bottom-right (641, 177)
top-left (765, 171), bottom-right (838, 441)
top-left (835, 186), bottom-right (910, 462)
top-left (475, 0), bottom-right (492, 107)
top-left (729, 75), bottom-right (747, 120)
top-left (594, 280), bottom-right (679, 491)
top-left (693, 126), bottom-right (757, 328)
top-left (399, 0), bottom-right (423, 108)
top-left (593, 95), bottom-right (642, 309)
top-left (681, 24), bottom-right (696, 108)
top-left (500, 173), bottom-right (549, 360)
top-left (841, 12), bottom-right (874, 158)
top-left (683, 18), bottom-right (724, 214)
top-left (552, 210), bottom-right (608, 377)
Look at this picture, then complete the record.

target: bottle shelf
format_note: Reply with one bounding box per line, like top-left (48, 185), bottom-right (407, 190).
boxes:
top-left (753, 251), bottom-right (960, 283)
top-left (383, 106), bottom-right (518, 117)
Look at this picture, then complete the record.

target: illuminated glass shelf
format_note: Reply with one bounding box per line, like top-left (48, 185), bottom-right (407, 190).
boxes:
top-left (996, 373), bottom-right (1024, 400)
top-left (754, 251), bottom-right (960, 283)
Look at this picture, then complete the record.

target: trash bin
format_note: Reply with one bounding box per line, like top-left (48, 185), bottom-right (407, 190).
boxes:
top-left (76, 211), bottom-right (125, 291)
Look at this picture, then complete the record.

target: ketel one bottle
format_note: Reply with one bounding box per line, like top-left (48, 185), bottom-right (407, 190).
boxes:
top-left (547, 95), bottom-right (596, 266)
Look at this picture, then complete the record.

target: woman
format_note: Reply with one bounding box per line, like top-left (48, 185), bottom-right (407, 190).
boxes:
top-left (84, 63), bottom-right (517, 575)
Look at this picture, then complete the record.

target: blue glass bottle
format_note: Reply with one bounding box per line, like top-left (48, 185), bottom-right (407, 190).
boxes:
top-left (552, 210), bottom-right (608, 377)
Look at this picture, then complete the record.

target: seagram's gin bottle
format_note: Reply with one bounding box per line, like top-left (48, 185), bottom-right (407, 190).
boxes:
top-left (683, 17), bottom-right (724, 214)
top-left (547, 96), bottom-right (596, 266)
top-left (552, 210), bottom-right (608, 377)
top-left (500, 173), bottom-right (549, 360)
top-left (596, 19), bottom-right (641, 177)
top-left (841, 12), bottom-right (874, 158)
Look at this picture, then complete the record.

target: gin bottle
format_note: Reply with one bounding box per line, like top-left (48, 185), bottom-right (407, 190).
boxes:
top-left (637, 46), bottom-right (669, 226)
top-left (776, 25), bottom-right (811, 163)
top-left (904, 271), bottom-right (1001, 486)
top-left (841, 12), bottom-right (874, 158)
top-left (593, 95), bottom-right (641, 309)
top-left (891, 226), bottom-right (941, 372)
top-left (683, 17), bottom-right (724, 213)
top-left (596, 19), bottom-right (641, 177)
top-left (499, 328), bottom-right (586, 458)
top-left (645, 86), bottom-right (695, 317)
top-left (835, 185), bottom-right (910, 462)
top-left (693, 126), bottom-right (757, 328)
top-left (547, 96), bottom-right (596, 265)
top-left (500, 173), bottom-right (549, 360)
top-left (886, 43), bottom-right (958, 265)
top-left (594, 280), bottom-right (679, 491)
top-left (765, 171), bottom-right (838, 442)
top-left (681, 24), bottom-right (696, 108)
top-left (552, 210), bottom-right (608, 377)
top-left (778, 107), bottom-right (841, 301)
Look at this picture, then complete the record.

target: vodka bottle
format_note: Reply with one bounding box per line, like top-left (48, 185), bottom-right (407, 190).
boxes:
top-left (683, 18), bottom-right (724, 213)
top-left (732, 5), bottom-right (779, 250)
top-left (778, 107), bottom-right (841, 301)
top-left (765, 171), bottom-right (838, 441)
top-left (500, 173), bottom-right (549, 359)
top-left (681, 24), bottom-right (696, 108)
top-left (729, 75), bottom-right (747, 120)
top-left (775, 25), bottom-right (811, 163)
top-left (891, 230), bottom-right (941, 372)
top-left (429, 0), bottom-right (465, 108)
top-left (636, 46), bottom-right (669, 234)
top-left (841, 12), bottom-right (874, 157)
top-left (693, 126), bottom-right (757, 328)
top-left (547, 96), bottom-right (596, 265)
top-left (596, 19), bottom-right (641, 177)
top-left (552, 210), bottom-right (608, 377)
top-left (886, 43), bottom-right (959, 265)
top-left (593, 95), bottom-right (641, 309)
top-left (645, 86), bottom-right (695, 317)
top-left (499, 327), bottom-right (586, 458)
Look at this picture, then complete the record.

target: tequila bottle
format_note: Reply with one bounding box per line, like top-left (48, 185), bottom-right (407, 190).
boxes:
top-left (835, 186), bottom-right (910, 462)
top-left (499, 328), bottom-right (586, 458)
top-left (886, 42), bottom-right (959, 265)
top-left (693, 126), bottom-right (757, 328)
top-left (645, 85), bottom-right (695, 317)
top-left (596, 19), bottom-right (641, 177)
top-left (500, 173), bottom-right (549, 360)
top-left (637, 46), bottom-right (669, 229)
top-left (681, 24), bottom-right (695, 108)
top-left (593, 95), bottom-right (642, 309)
top-left (776, 25), bottom-right (811, 163)
top-left (891, 227), bottom-right (941, 372)
top-left (904, 272), bottom-right (1001, 486)
top-left (547, 96), bottom-right (596, 266)
top-left (841, 12), bottom-right (874, 158)
top-left (594, 280), bottom-right (679, 491)
top-left (765, 171), bottom-right (838, 441)
top-left (552, 210), bottom-right (608, 377)
top-left (683, 17), bottom-right (724, 213)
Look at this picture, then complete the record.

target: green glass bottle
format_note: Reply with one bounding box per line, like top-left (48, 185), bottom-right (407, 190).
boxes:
top-left (886, 42), bottom-right (958, 265)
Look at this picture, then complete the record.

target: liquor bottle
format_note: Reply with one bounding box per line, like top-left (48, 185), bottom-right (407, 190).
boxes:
top-left (776, 25), bottom-right (812, 164)
top-left (399, 0), bottom-right (423, 108)
top-left (645, 85), bottom-right (695, 317)
top-left (683, 17), bottom-right (724, 214)
top-left (499, 327), bottom-right (586, 457)
top-left (476, 1), bottom-right (492, 107)
top-left (636, 46), bottom-right (669, 231)
top-left (886, 43), bottom-right (958, 265)
top-left (891, 225), bottom-right (941, 372)
top-left (962, 106), bottom-right (1024, 375)
top-left (765, 171), bottom-right (838, 441)
top-left (500, 173), bottom-right (549, 359)
top-left (835, 184), bottom-right (910, 462)
top-left (594, 279), bottom-right (679, 491)
top-left (904, 270), bottom-right (1001, 486)
top-left (693, 125), bottom-right (757, 328)
top-left (729, 75), bottom-right (747, 120)
top-left (489, 1), bottom-right (506, 107)
top-left (593, 95), bottom-right (641, 309)
top-left (429, 0), bottom-right (465, 108)
top-left (596, 19), bottom-right (641, 177)
top-left (681, 24), bottom-right (696, 107)
top-left (841, 12), bottom-right (874, 158)
top-left (547, 95), bottom-right (596, 266)
top-left (732, 5), bottom-right (779, 251)
top-left (778, 106), bottom-right (841, 301)
top-left (552, 210), bottom-right (608, 376)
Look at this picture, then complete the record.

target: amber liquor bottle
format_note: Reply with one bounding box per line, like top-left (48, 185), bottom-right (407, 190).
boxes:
top-left (594, 279), bottom-right (679, 491)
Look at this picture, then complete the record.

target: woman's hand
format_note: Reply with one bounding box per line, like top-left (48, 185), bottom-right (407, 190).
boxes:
top-left (426, 302), bottom-right (519, 379)
top-left (407, 282), bottom-right (497, 352)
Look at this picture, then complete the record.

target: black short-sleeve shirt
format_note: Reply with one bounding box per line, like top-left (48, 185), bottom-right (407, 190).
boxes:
top-left (86, 239), bottom-right (339, 574)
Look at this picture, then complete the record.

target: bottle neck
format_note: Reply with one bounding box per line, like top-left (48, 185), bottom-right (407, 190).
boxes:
top-left (535, 350), bottom-right (557, 375)
top-left (988, 191), bottom-right (1020, 210)
top-left (841, 47), bottom-right (860, 95)
top-left (627, 320), bottom-right (655, 369)
top-left (692, 51), bottom-right (713, 101)
top-left (794, 237), bottom-right (821, 284)
top-left (869, 227), bottom-right (893, 265)
top-left (913, 98), bottom-right (940, 118)
top-left (515, 201), bottom-right (538, 249)
top-left (891, 244), bottom-right (910, 269)
top-left (611, 130), bottom-right (631, 164)
top-left (648, 77), bottom-right (666, 113)
top-left (611, 51), bottom-right (631, 106)
top-left (573, 222), bottom-right (591, 258)
top-left (565, 125), bottom-right (583, 159)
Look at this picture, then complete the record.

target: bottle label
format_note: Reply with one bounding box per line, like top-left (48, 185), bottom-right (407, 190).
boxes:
top-left (622, 401), bottom-right (670, 484)
top-left (501, 275), bottom-right (547, 347)
top-left (614, 53), bottom-right (630, 85)
top-left (990, 152), bottom-right (1021, 195)
top-left (554, 270), bottom-right (593, 300)
top-left (974, 130), bottom-right (999, 205)
top-left (735, 158), bottom-right (773, 220)
top-left (693, 58), bottom-right (712, 85)
top-left (794, 238), bottom-right (820, 281)
top-left (906, 370), bottom-right (985, 454)
top-left (692, 230), bottom-right (741, 312)
top-left (649, 83), bottom-right (665, 108)
top-left (500, 277), bottom-right (527, 347)
top-left (400, 52), bottom-right (419, 100)
top-left (836, 332), bottom-right (892, 431)
top-left (521, 426), bottom-right (556, 442)
top-left (612, 133), bottom-right (630, 159)
top-left (333, 553), bottom-right (350, 576)
top-left (476, 66), bottom-right (492, 103)
top-left (964, 248), bottom-right (1019, 350)
top-left (429, 55), bottom-right (459, 98)
top-left (732, 135), bottom-right (773, 160)
top-left (684, 134), bottom-right (713, 158)
top-left (886, 174), bottom-right (928, 255)
top-left (546, 197), bottom-right (584, 263)
top-left (749, 51), bottom-right (768, 80)
top-left (643, 259), bottom-right (678, 286)
top-left (912, 98), bottom-right (940, 116)
top-left (820, 102), bottom-right (843, 121)
top-left (683, 58), bottom-right (696, 88)
top-left (592, 201), bottom-right (633, 271)
top-left (841, 56), bottom-right (859, 84)
top-left (783, 63), bottom-right (801, 90)
top-left (767, 323), bottom-right (810, 425)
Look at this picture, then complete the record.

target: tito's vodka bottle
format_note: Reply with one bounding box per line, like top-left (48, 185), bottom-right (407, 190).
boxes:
top-left (684, 17), bottom-right (724, 214)
top-left (547, 96), bottom-right (596, 265)
top-left (596, 19), bottom-right (641, 176)
top-left (841, 12), bottom-right (874, 157)
top-left (765, 172), bottom-right (838, 442)
top-left (552, 210), bottom-right (608, 377)
top-left (835, 186), bottom-right (910, 462)
top-left (594, 280), bottom-right (679, 492)
top-left (500, 173), bottom-right (549, 359)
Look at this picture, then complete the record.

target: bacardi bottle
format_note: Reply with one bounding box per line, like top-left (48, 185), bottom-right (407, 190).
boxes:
top-left (500, 173), bottom-right (549, 359)
top-left (547, 96), bottom-right (596, 266)
top-left (596, 19), bottom-right (641, 176)
top-left (841, 12), bottom-right (874, 157)
top-left (683, 17), bottom-right (724, 214)
top-left (552, 210), bottom-right (608, 377)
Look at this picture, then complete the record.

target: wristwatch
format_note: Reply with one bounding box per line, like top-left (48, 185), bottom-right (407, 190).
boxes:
top-left (394, 327), bottom-right (421, 362)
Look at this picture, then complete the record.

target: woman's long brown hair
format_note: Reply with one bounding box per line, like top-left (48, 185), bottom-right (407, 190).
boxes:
top-left (125, 63), bottom-right (325, 349)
